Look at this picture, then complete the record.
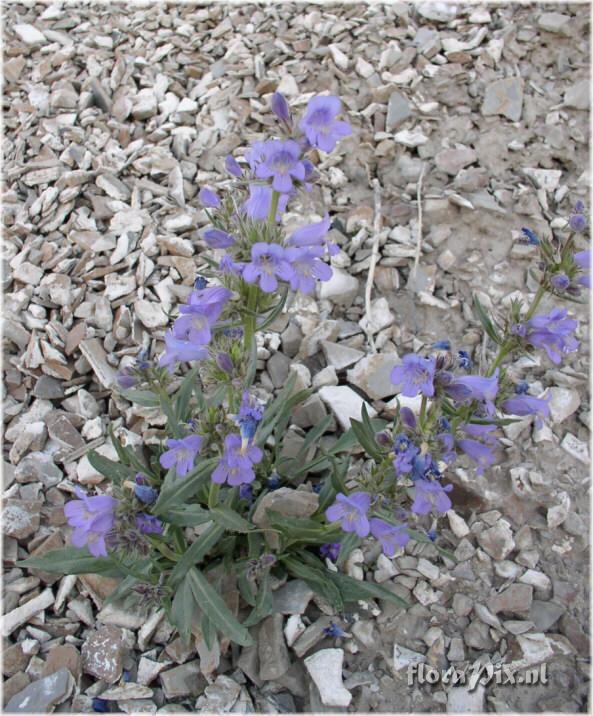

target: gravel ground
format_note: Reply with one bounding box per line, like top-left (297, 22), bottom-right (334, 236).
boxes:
top-left (2, 2), bottom-right (590, 713)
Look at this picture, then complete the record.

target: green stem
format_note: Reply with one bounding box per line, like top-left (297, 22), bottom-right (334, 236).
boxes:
top-left (524, 284), bottom-right (547, 321)
top-left (419, 395), bottom-right (427, 427)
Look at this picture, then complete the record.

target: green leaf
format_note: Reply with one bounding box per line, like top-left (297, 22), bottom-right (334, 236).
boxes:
top-left (242, 571), bottom-right (273, 628)
top-left (336, 532), bottom-right (361, 567)
top-left (176, 367), bottom-right (199, 421)
top-left (327, 571), bottom-right (409, 610)
top-left (406, 528), bottom-right (457, 561)
top-left (18, 548), bottom-right (121, 576)
top-left (119, 389), bottom-right (161, 407)
top-left (200, 613), bottom-right (218, 651)
top-left (187, 568), bottom-right (253, 647)
top-left (281, 555), bottom-right (343, 611)
top-left (153, 458), bottom-right (218, 515)
top-left (350, 419), bottom-right (383, 462)
top-left (160, 393), bottom-right (182, 439)
top-left (168, 523), bottom-right (225, 589)
top-left (257, 286), bottom-right (289, 332)
top-left (211, 507), bottom-right (253, 534)
top-left (159, 504), bottom-right (212, 527)
top-left (237, 571), bottom-right (257, 607)
top-left (473, 295), bottom-right (501, 344)
top-left (296, 415), bottom-right (333, 460)
top-left (268, 512), bottom-right (343, 546)
top-left (171, 573), bottom-right (197, 643)
top-left (87, 450), bottom-right (135, 485)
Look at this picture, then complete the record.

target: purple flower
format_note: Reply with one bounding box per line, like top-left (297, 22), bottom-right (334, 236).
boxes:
top-left (158, 332), bottom-right (209, 373)
top-left (287, 214), bottom-right (338, 256)
top-left (300, 96), bottom-right (352, 153)
top-left (239, 484), bottom-right (253, 502)
top-left (117, 365), bottom-right (137, 389)
top-left (216, 352), bottom-right (234, 375)
top-left (242, 242), bottom-right (294, 293)
top-left (254, 139), bottom-right (306, 193)
top-left (199, 187), bottom-right (221, 209)
top-left (243, 184), bottom-right (290, 222)
top-left (204, 228), bottom-right (235, 249)
top-left (411, 479), bottom-right (453, 515)
top-left (457, 423), bottom-right (498, 476)
top-left (220, 253), bottom-right (245, 276)
top-left (457, 350), bottom-right (472, 371)
top-left (370, 518), bottom-right (410, 556)
top-left (320, 542), bottom-right (341, 562)
top-left (159, 435), bottom-right (204, 477)
top-left (271, 92), bottom-right (291, 124)
top-left (392, 434), bottom-right (419, 477)
top-left (194, 275), bottom-right (208, 290)
top-left (235, 391), bottom-right (264, 443)
top-left (399, 407), bottom-right (417, 429)
top-left (323, 622), bottom-right (347, 638)
top-left (173, 286), bottom-right (233, 345)
top-left (524, 308), bottom-right (579, 365)
top-left (225, 155), bottom-right (243, 178)
top-left (284, 246), bottom-right (332, 294)
top-left (211, 433), bottom-right (262, 486)
top-left (569, 203), bottom-right (587, 232)
top-left (551, 273), bottom-right (570, 292)
top-left (135, 513), bottom-right (163, 534)
top-left (134, 480), bottom-right (158, 504)
top-left (521, 227), bottom-right (539, 245)
top-left (502, 395), bottom-right (551, 429)
top-left (325, 492), bottom-right (371, 538)
top-left (444, 370), bottom-right (499, 415)
top-left (64, 487), bottom-right (118, 557)
top-left (574, 249), bottom-right (591, 289)
top-left (390, 354), bottom-right (436, 398)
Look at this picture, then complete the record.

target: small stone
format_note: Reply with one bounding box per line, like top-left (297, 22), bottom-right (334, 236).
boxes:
top-left (537, 12), bottom-right (571, 35)
top-left (393, 644), bottom-right (425, 671)
top-left (329, 45), bottom-right (349, 70)
top-left (132, 89), bottom-right (158, 119)
top-left (292, 616), bottom-right (334, 658)
top-left (476, 520), bottom-right (515, 560)
top-left (318, 385), bottom-right (377, 431)
top-left (564, 80), bottom-right (590, 111)
top-left (545, 387), bottom-right (581, 424)
top-left (33, 376), bottom-right (64, 399)
top-left (386, 92), bottom-right (411, 130)
top-left (516, 633), bottom-right (554, 665)
top-left (435, 146), bottom-right (477, 175)
top-left (14, 262), bottom-right (43, 286)
top-left (137, 657), bottom-right (171, 686)
top-left (447, 637), bottom-right (465, 662)
top-left (447, 683), bottom-right (485, 713)
top-left (416, 2), bottom-right (458, 22)
top-left (135, 300), bottom-right (169, 328)
top-left (519, 569), bottom-right (552, 593)
top-left (452, 593), bottom-right (473, 618)
top-left (81, 625), bottom-right (125, 684)
top-left (312, 366), bottom-right (338, 389)
top-left (560, 433), bottom-right (589, 464)
top-left (3, 499), bottom-right (41, 538)
top-left (529, 600), bottom-right (565, 632)
top-left (447, 510), bottom-right (470, 538)
top-left (463, 620), bottom-right (494, 650)
top-left (359, 297), bottom-right (394, 334)
top-left (317, 268), bottom-right (359, 306)
top-left (2, 588), bottom-right (54, 637)
top-left (13, 23), bottom-right (46, 44)
top-left (99, 684), bottom-right (154, 701)
top-left (304, 649), bottom-right (352, 707)
top-left (481, 77), bottom-right (524, 122)
top-left (321, 341), bottom-right (364, 371)
top-left (4, 668), bottom-right (74, 713)
top-left (159, 660), bottom-right (205, 699)
top-left (196, 675), bottom-right (240, 712)
top-left (393, 129), bottom-right (429, 148)
top-left (346, 353), bottom-right (399, 400)
top-left (272, 580), bottom-right (314, 615)
top-left (355, 57), bottom-right (375, 79)
top-left (259, 614), bottom-right (290, 680)
top-left (487, 584), bottom-right (533, 616)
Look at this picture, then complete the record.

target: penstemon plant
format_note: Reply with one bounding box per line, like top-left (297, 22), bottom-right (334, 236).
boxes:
top-left (21, 95), bottom-right (590, 652)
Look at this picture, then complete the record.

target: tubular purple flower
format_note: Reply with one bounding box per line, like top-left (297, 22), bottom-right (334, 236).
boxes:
top-left (457, 438), bottom-right (495, 476)
top-left (204, 228), bottom-right (235, 249)
top-left (284, 246), bottom-right (332, 294)
top-left (411, 479), bottom-right (453, 515)
top-left (390, 354), bottom-right (436, 398)
top-left (369, 518), bottom-right (410, 556)
top-left (216, 352), bottom-right (234, 375)
top-left (220, 253), bottom-right (245, 276)
top-left (211, 433), bottom-right (262, 486)
top-left (117, 365), bottom-right (137, 389)
top-left (325, 492), bottom-right (371, 538)
top-left (243, 184), bottom-right (289, 222)
top-left (287, 214), bottom-right (338, 257)
top-left (225, 155), bottom-right (243, 178)
top-left (242, 242), bottom-right (294, 293)
top-left (159, 435), bottom-right (204, 477)
top-left (300, 96), bottom-right (352, 153)
top-left (399, 407), bottom-right (417, 429)
top-left (235, 391), bottom-right (264, 444)
top-left (444, 370), bottom-right (499, 415)
top-left (271, 92), bottom-right (291, 124)
top-left (173, 287), bottom-right (233, 345)
top-left (525, 308), bottom-right (579, 365)
top-left (254, 139), bottom-right (306, 193)
top-left (136, 514), bottom-right (163, 534)
top-left (199, 187), bottom-right (221, 209)
top-left (158, 332), bottom-right (209, 372)
top-left (502, 395), bottom-right (551, 429)
top-left (551, 273), bottom-right (570, 291)
top-left (64, 487), bottom-right (118, 557)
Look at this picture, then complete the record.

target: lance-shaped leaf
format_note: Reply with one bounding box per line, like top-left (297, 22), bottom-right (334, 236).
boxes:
top-left (119, 389), bottom-right (161, 407)
top-left (211, 507), bottom-right (253, 534)
top-left (327, 571), bottom-right (409, 609)
top-left (87, 450), bottom-right (135, 485)
top-left (168, 523), bottom-right (225, 589)
top-left (187, 568), bottom-right (253, 647)
top-left (242, 571), bottom-right (273, 627)
top-left (18, 547), bottom-right (123, 577)
top-left (153, 458), bottom-right (218, 515)
top-left (171, 573), bottom-right (198, 643)
top-left (473, 294), bottom-right (501, 344)
top-left (158, 504), bottom-right (212, 527)
top-left (175, 366), bottom-right (200, 422)
top-left (280, 556), bottom-right (343, 611)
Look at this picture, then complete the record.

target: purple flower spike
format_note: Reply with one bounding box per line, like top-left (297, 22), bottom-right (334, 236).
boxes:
top-left (243, 184), bottom-right (290, 222)
top-left (242, 242), bottom-right (294, 293)
top-left (254, 139), bottom-right (306, 193)
top-left (271, 92), bottom-right (291, 124)
top-left (235, 391), bottom-right (264, 444)
top-left (300, 96), bottom-right (352, 153)
top-left (411, 479), bottom-right (453, 515)
top-left (325, 492), bottom-right (371, 538)
top-left (502, 395), bottom-right (551, 429)
top-left (390, 354), bottom-right (436, 398)
top-left (211, 433), bottom-right (262, 486)
top-left (158, 332), bottom-right (209, 373)
top-left (284, 246), bottom-right (332, 294)
top-left (225, 155), bottom-right (243, 178)
top-left (204, 228), bottom-right (235, 249)
top-left (136, 513), bottom-right (163, 534)
top-left (173, 286), bottom-right (233, 345)
top-left (574, 249), bottom-right (591, 289)
top-left (370, 518), bottom-right (410, 556)
top-left (199, 187), bottom-right (221, 209)
top-left (159, 435), bottom-right (204, 477)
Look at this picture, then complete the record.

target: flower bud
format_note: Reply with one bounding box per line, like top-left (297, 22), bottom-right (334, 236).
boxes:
top-left (271, 92), bottom-right (291, 124)
top-left (199, 187), bottom-right (221, 208)
top-left (216, 352), bottom-right (234, 375)
top-left (225, 155), bottom-right (243, 177)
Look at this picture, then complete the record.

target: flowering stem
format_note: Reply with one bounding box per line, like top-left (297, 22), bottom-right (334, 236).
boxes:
top-left (524, 284), bottom-right (547, 321)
